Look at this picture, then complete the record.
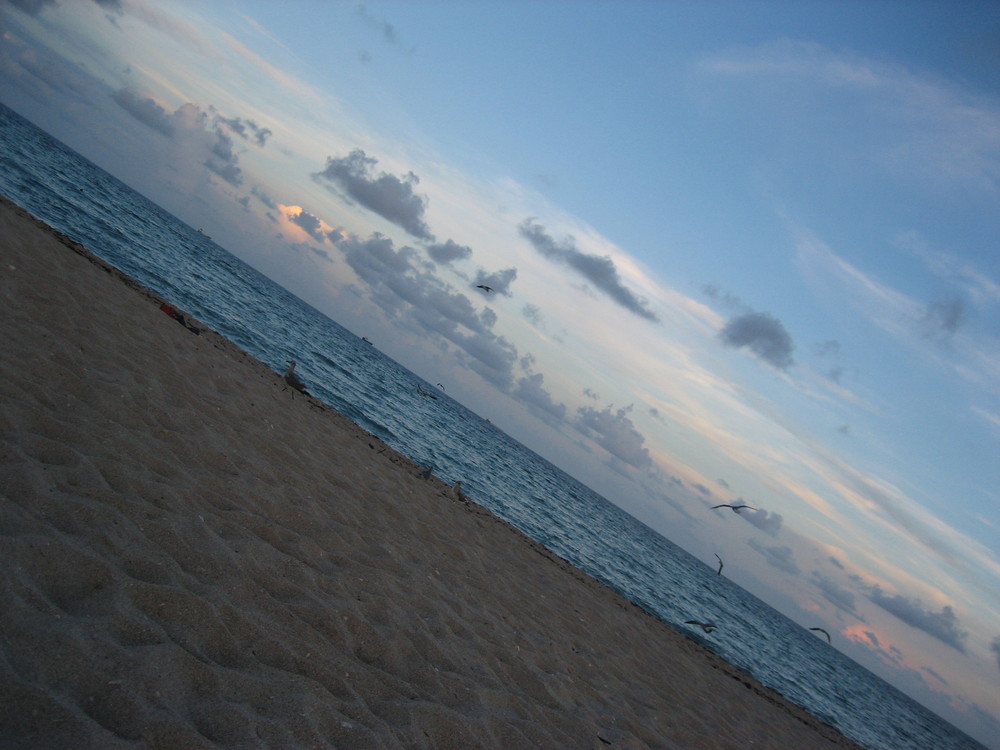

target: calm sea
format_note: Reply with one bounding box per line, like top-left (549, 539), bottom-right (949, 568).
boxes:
top-left (0, 102), bottom-right (987, 750)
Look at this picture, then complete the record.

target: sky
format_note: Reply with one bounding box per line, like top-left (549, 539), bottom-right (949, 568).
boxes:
top-left (1, 0), bottom-right (998, 744)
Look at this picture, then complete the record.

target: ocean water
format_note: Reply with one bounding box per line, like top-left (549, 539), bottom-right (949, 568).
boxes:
top-left (0, 102), bottom-right (987, 750)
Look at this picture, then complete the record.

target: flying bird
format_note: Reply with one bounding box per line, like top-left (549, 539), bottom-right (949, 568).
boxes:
top-left (714, 554), bottom-right (724, 576)
top-left (809, 627), bottom-right (832, 644)
top-left (282, 360), bottom-right (309, 396)
top-left (684, 620), bottom-right (717, 634)
top-left (475, 284), bottom-right (493, 292)
top-left (711, 503), bottom-right (757, 513)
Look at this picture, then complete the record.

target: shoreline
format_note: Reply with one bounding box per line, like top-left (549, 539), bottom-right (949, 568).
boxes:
top-left (0, 193), bottom-right (864, 748)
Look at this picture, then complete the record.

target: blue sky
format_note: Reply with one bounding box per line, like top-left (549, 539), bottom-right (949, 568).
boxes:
top-left (1, 0), bottom-right (998, 744)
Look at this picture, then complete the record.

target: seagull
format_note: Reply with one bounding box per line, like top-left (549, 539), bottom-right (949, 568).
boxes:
top-left (476, 284), bottom-right (493, 292)
top-left (684, 620), bottom-right (717, 634)
top-left (436, 383), bottom-right (445, 391)
top-left (416, 386), bottom-right (438, 399)
top-left (809, 627), bottom-right (832, 644)
top-left (711, 503), bottom-right (757, 513)
top-left (714, 553), bottom-right (724, 576)
top-left (282, 360), bottom-right (309, 395)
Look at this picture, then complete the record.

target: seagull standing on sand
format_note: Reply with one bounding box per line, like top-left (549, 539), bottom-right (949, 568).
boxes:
top-left (684, 620), bottom-right (718, 634)
top-left (711, 503), bottom-right (757, 513)
top-left (282, 360), bottom-right (309, 396)
top-left (809, 627), bottom-right (832, 644)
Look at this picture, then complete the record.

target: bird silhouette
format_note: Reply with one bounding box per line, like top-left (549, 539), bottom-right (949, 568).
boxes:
top-left (476, 284), bottom-right (493, 292)
top-left (711, 503), bottom-right (757, 513)
top-left (809, 627), bottom-right (832, 644)
top-left (282, 360), bottom-right (309, 396)
top-left (714, 553), bottom-right (724, 575)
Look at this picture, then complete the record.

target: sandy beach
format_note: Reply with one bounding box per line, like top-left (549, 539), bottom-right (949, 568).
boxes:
top-left (0, 194), bottom-right (865, 749)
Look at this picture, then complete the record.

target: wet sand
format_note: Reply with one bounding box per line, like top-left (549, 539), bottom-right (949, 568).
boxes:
top-left (0, 195), bottom-right (864, 749)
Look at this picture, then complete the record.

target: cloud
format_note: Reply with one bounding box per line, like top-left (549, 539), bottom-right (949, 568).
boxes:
top-left (866, 586), bottom-right (968, 652)
top-left (522, 304), bottom-right (542, 327)
top-left (205, 130), bottom-right (242, 186)
top-left (991, 636), bottom-right (1000, 671)
top-left (921, 296), bottom-right (965, 339)
top-left (474, 267), bottom-right (517, 297)
top-left (313, 149), bottom-right (434, 240)
top-left (425, 239), bottom-right (472, 265)
top-left (518, 219), bottom-right (658, 322)
top-left (575, 404), bottom-right (652, 469)
top-left (212, 112), bottom-right (272, 147)
top-left (337, 232), bottom-right (518, 388)
top-left (811, 571), bottom-right (858, 614)
top-left (112, 89), bottom-right (175, 136)
top-left (513, 372), bottom-right (567, 422)
top-left (747, 539), bottom-right (800, 575)
top-left (719, 311), bottom-right (795, 369)
top-left (283, 206), bottom-right (340, 244)
top-left (740, 507), bottom-right (783, 535)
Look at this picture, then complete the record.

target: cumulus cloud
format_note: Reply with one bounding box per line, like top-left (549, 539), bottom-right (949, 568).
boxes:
top-left (111, 90), bottom-right (259, 187)
top-left (425, 239), bottom-right (472, 264)
top-left (747, 539), bottom-right (800, 575)
top-left (205, 130), bottom-right (242, 186)
top-left (811, 572), bottom-right (858, 614)
top-left (921, 296), bottom-right (965, 340)
top-left (740, 507), bottom-right (783, 535)
top-left (719, 311), bottom-right (795, 369)
top-left (285, 206), bottom-right (340, 244)
top-left (213, 112), bottom-right (271, 147)
top-left (522, 303), bottom-right (543, 327)
top-left (337, 232), bottom-right (518, 388)
top-left (474, 267), bottom-right (517, 296)
top-left (867, 586), bottom-right (968, 652)
top-left (513, 372), bottom-right (567, 422)
top-left (518, 219), bottom-right (658, 322)
top-left (112, 89), bottom-right (175, 136)
top-left (314, 149), bottom-right (433, 240)
top-left (574, 404), bottom-right (652, 469)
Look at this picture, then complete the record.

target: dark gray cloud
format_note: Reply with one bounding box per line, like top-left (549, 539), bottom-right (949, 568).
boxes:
top-left (867, 586), bottom-right (968, 652)
top-left (213, 112), bottom-right (271, 147)
top-left (719, 311), bottom-right (795, 369)
top-left (513, 372), bottom-right (567, 422)
top-left (518, 219), bottom-right (658, 322)
top-left (748, 539), bottom-right (800, 575)
top-left (522, 303), bottom-right (543, 327)
top-left (111, 91), bottom-right (257, 188)
top-left (740, 507), bottom-right (783, 535)
top-left (921, 666), bottom-right (949, 686)
top-left (811, 572), bottom-right (858, 614)
top-left (691, 483), bottom-right (713, 497)
top-left (205, 130), bottom-right (242, 186)
top-left (337, 232), bottom-right (518, 388)
top-left (991, 636), bottom-right (1000, 671)
top-left (251, 185), bottom-right (277, 209)
top-left (575, 404), bottom-right (652, 469)
top-left (475, 267), bottom-right (517, 296)
top-left (922, 296), bottom-right (965, 339)
top-left (716, 477), bottom-right (730, 489)
top-left (425, 239), bottom-right (472, 265)
top-left (286, 207), bottom-right (339, 244)
top-left (314, 149), bottom-right (433, 241)
top-left (112, 88), bottom-right (175, 136)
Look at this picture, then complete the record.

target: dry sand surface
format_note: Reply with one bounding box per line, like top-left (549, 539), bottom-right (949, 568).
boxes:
top-left (0, 195), bottom-right (865, 749)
